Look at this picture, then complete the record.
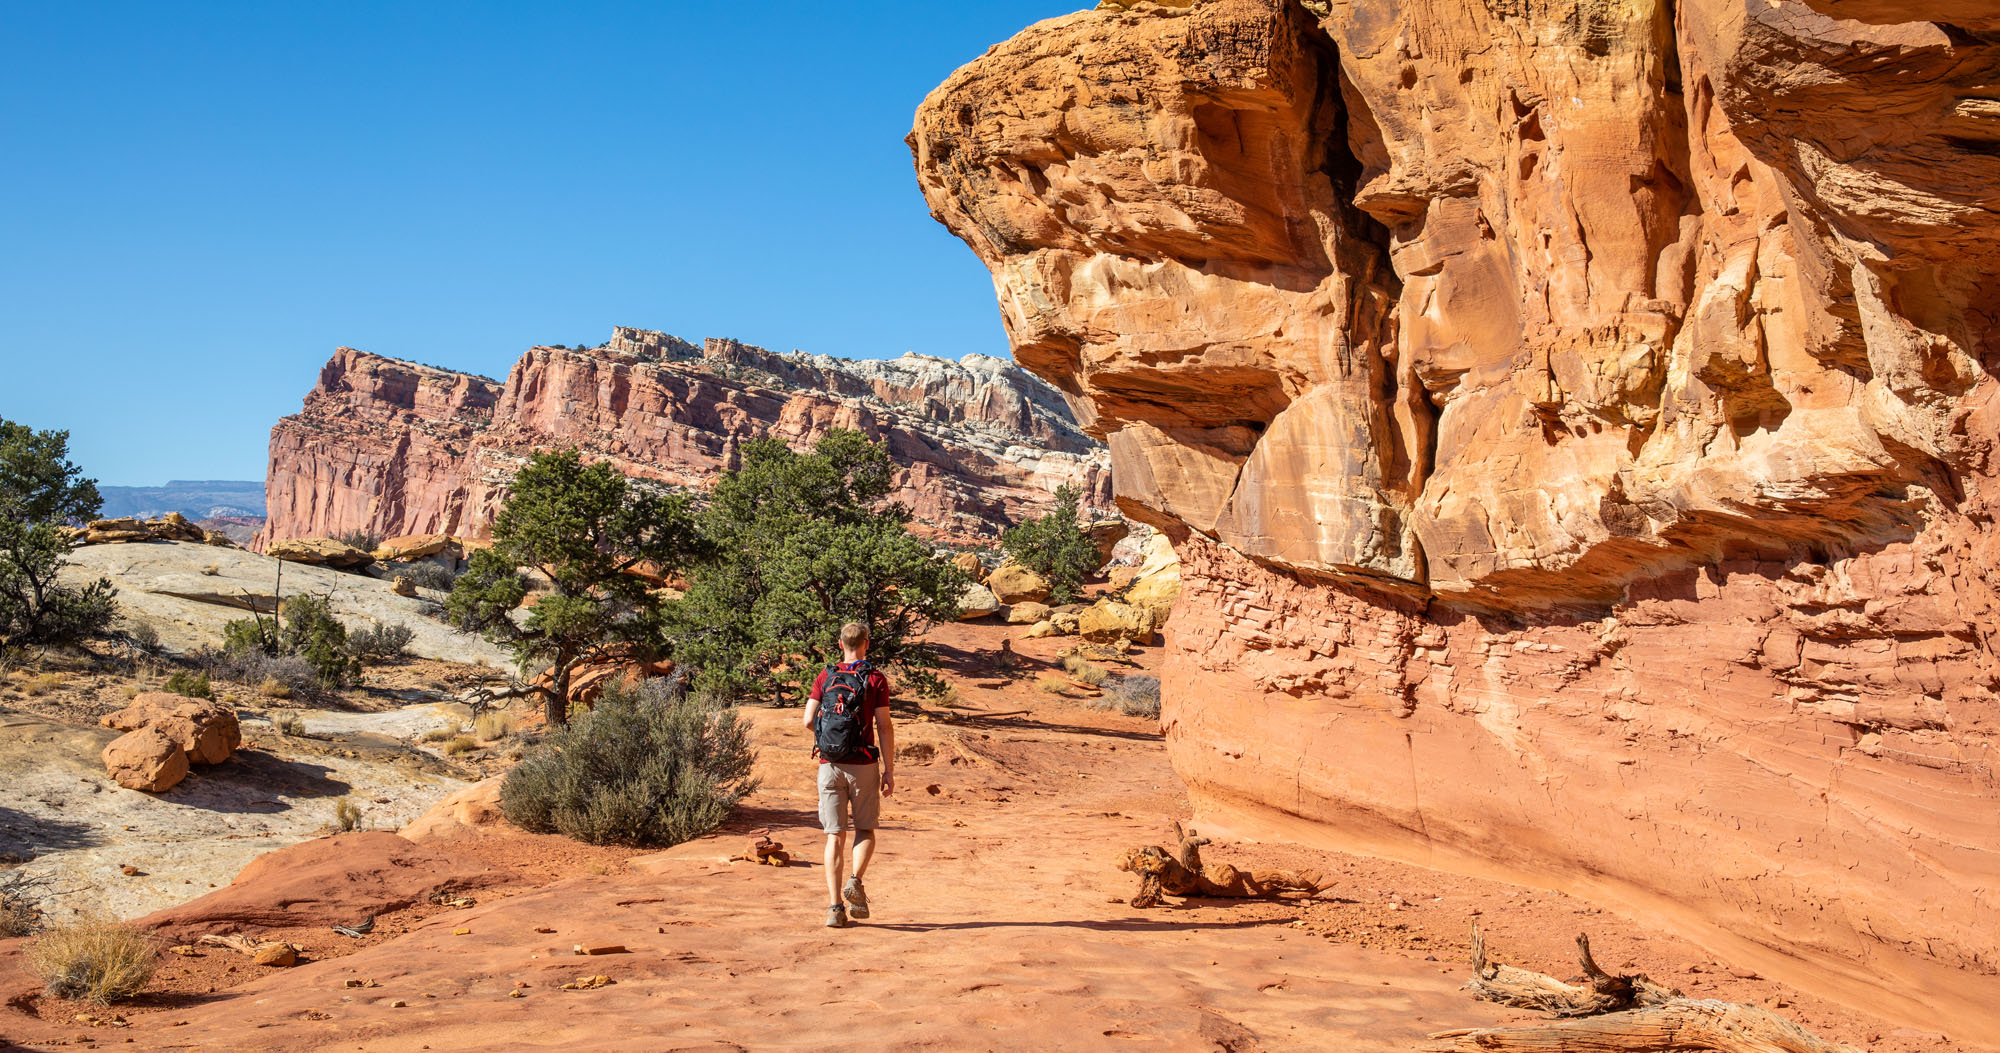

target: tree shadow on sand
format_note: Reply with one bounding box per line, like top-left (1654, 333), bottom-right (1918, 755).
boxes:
top-left (870, 914), bottom-right (1292, 934)
top-left (162, 751), bottom-right (351, 814)
top-left (0, 805), bottom-right (102, 859)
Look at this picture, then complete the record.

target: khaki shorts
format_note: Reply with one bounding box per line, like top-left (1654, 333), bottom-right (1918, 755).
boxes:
top-left (817, 762), bottom-right (880, 833)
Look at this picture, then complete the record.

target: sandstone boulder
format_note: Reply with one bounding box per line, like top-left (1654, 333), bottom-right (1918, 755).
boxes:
top-left (102, 727), bottom-right (189, 792)
top-left (202, 530), bottom-right (236, 547)
top-left (268, 537), bottom-right (373, 569)
top-left (391, 575), bottom-right (417, 598)
top-left (102, 692), bottom-right (241, 765)
top-left (1124, 534), bottom-right (1181, 614)
top-left (1076, 601), bottom-right (1159, 646)
top-left (951, 551), bottom-right (986, 583)
top-left (154, 513), bottom-right (206, 542)
top-left (400, 777), bottom-right (507, 842)
top-left (1049, 605), bottom-right (1086, 636)
top-left (957, 583), bottom-right (1001, 620)
top-left (371, 533), bottom-right (456, 562)
top-left (1106, 566), bottom-right (1140, 591)
top-left (83, 518), bottom-right (155, 544)
top-left (1003, 601), bottom-right (1052, 625)
top-left (1086, 520), bottom-right (1130, 568)
top-left (986, 563), bottom-right (1051, 605)
top-left (1022, 621), bottom-right (1058, 639)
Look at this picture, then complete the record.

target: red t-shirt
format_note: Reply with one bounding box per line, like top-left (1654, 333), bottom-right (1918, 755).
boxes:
top-left (809, 661), bottom-right (891, 764)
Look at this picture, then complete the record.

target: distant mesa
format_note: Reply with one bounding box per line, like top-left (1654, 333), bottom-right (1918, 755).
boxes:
top-left (256, 327), bottom-right (1112, 549)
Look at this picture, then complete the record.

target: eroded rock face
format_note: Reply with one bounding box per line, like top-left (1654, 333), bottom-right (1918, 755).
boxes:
top-left (913, 0), bottom-right (2000, 1035)
top-left (259, 330), bottom-right (1112, 547)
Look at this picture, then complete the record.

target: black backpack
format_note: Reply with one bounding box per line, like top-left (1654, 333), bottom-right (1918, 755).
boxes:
top-left (814, 663), bottom-right (874, 763)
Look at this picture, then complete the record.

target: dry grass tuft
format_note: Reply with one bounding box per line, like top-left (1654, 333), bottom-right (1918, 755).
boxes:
top-left (443, 735), bottom-right (479, 756)
top-left (1, 872), bottom-right (44, 938)
top-left (257, 676), bottom-right (292, 700)
top-left (1035, 674), bottom-right (1069, 695)
top-left (1061, 656), bottom-right (1108, 687)
top-left (332, 798), bottom-right (362, 833)
top-left (274, 713), bottom-right (308, 737)
top-left (421, 727), bottom-right (457, 744)
top-left (25, 918), bottom-right (157, 1004)
top-left (473, 711), bottom-right (516, 742)
top-left (21, 672), bottom-right (65, 696)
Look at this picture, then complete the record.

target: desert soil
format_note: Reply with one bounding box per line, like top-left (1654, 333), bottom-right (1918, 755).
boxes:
top-left (0, 619), bottom-right (1981, 1052)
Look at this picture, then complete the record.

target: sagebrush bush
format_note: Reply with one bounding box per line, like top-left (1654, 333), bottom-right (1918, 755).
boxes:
top-left (501, 674), bottom-right (758, 846)
top-left (400, 561), bottom-right (460, 592)
top-left (162, 669), bottom-right (212, 699)
top-left (25, 918), bottom-right (156, 1004)
top-left (195, 647), bottom-right (322, 702)
top-left (335, 528), bottom-right (382, 552)
top-left (220, 593), bottom-right (358, 688)
top-left (346, 622), bottom-right (414, 663)
top-left (1104, 674), bottom-right (1161, 719)
top-left (127, 622), bottom-right (160, 653)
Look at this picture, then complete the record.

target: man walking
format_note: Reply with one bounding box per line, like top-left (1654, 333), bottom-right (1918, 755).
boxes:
top-left (803, 621), bottom-right (895, 928)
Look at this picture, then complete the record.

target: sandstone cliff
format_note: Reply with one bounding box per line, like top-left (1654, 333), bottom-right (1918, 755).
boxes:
top-left (913, 0), bottom-right (2000, 1037)
top-left (259, 328), bottom-right (1111, 546)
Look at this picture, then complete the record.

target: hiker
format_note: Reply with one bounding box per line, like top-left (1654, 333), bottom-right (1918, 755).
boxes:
top-left (803, 620), bottom-right (895, 928)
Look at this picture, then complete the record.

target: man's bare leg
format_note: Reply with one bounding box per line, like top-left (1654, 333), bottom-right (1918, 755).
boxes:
top-left (851, 830), bottom-right (877, 878)
top-left (825, 832), bottom-right (846, 906)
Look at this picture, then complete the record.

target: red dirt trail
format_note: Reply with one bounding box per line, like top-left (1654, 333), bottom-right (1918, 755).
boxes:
top-left (1, 622), bottom-right (1977, 1052)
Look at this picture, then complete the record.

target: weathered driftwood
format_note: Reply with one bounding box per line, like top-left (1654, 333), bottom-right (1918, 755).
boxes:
top-left (1116, 822), bottom-right (1331, 908)
top-left (1431, 926), bottom-right (1864, 1053)
top-left (1466, 923), bottom-right (1681, 1016)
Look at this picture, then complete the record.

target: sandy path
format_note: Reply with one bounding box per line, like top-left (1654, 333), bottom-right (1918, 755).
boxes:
top-left (5, 676), bottom-right (1521, 1050)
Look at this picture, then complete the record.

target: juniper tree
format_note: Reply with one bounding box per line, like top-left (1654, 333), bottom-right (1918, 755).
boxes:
top-left (999, 482), bottom-right (1099, 605)
top-left (448, 449), bottom-right (700, 724)
top-left (0, 419), bottom-right (115, 648)
top-left (667, 430), bottom-right (965, 703)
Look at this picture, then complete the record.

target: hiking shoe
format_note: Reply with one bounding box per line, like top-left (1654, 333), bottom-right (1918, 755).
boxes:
top-left (825, 903), bottom-right (849, 928)
top-left (842, 877), bottom-right (870, 920)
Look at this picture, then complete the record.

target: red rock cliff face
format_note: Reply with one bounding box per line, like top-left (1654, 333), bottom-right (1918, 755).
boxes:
top-left (913, 0), bottom-right (2000, 1036)
top-left (260, 328), bottom-right (1111, 546)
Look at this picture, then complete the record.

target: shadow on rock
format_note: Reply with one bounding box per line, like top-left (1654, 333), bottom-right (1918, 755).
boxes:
top-left (0, 804), bottom-right (103, 858)
top-left (166, 751), bottom-right (351, 813)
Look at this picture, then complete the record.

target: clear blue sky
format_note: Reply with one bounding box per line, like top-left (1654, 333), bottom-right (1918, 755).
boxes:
top-left (0, 2), bottom-right (1076, 486)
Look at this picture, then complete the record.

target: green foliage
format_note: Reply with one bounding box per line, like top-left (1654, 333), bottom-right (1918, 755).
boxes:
top-left (221, 592), bottom-right (359, 688)
top-left (999, 483), bottom-right (1098, 605)
top-left (0, 419), bottom-right (116, 648)
top-left (446, 449), bottom-right (700, 724)
top-left (162, 670), bottom-right (213, 700)
top-left (500, 675), bottom-right (758, 846)
top-left (667, 430), bottom-right (965, 703)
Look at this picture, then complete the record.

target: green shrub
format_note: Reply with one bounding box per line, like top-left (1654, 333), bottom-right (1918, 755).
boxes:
top-left (999, 483), bottom-right (1099, 605)
top-left (500, 675), bottom-right (757, 846)
top-left (222, 593), bottom-right (358, 688)
top-left (347, 622), bottom-right (414, 663)
top-left (0, 419), bottom-right (117, 650)
top-left (25, 917), bottom-right (156, 1004)
top-left (162, 669), bottom-right (213, 699)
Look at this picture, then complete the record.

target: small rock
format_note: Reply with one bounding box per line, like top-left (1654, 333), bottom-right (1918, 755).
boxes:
top-left (252, 944), bottom-right (298, 967)
top-left (453, 928), bottom-right (471, 936)
top-left (574, 944), bottom-right (626, 956)
top-left (508, 989), bottom-right (526, 998)
top-left (120, 865), bottom-right (142, 877)
top-left (559, 975), bottom-right (614, 991)
top-left (389, 999), bottom-right (408, 1008)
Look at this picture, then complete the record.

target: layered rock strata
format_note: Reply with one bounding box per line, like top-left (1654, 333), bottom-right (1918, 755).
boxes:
top-left (259, 328), bottom-right (1112, 547)
top-left (913, 0), bottom-right (2000, 1036)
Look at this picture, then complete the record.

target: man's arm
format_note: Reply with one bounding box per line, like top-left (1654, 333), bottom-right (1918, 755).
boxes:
top-left (875, 696), bottom-right (895, 796)
top-left (802, 672), bottom-right (823, 731)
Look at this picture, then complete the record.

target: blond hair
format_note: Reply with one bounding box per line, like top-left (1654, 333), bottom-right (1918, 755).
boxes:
top-left (838, 621), bottom-right (869, 652)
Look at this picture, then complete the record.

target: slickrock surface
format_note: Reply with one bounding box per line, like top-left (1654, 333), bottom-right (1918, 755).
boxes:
top-left (912, 0), bottom-right (2000, 1037)
top-left (259, 327), bottom-right (1112, 547)
top-left (3, 620), bottom-right (1952, 1052)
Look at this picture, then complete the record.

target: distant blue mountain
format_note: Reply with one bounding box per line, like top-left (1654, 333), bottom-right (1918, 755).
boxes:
top-left (96, 480), bottom-right (266, 521)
